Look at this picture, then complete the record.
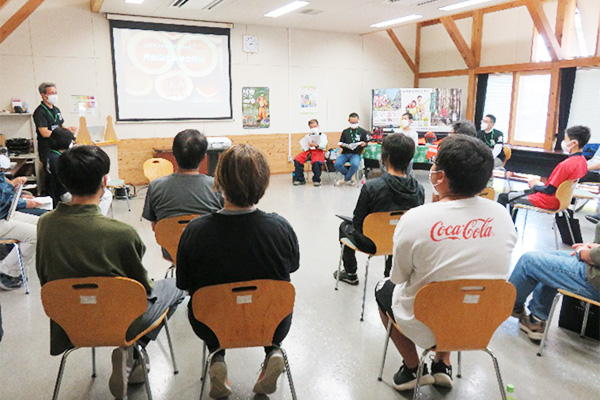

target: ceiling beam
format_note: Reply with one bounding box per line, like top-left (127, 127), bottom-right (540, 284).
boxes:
top-left (526, 0), bottom-right (562, 61)
top-left (0, 0), bottom-right (12, 13)
top-left (471, 9), bottom-right (483, 67)
top-left (440, 16), bottom-right (475, 69)
top-left (90, 0), bottom-right (103, 13)
top-left (0, 0), bottom-right (45, 45)
top-left (555, 0), bottom-right (576, 46)
top-left (386, 29), bottom-right (417, 74)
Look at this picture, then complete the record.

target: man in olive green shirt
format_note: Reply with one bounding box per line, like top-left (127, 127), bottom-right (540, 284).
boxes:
top-left (36, 145), bottom-right (184, 400)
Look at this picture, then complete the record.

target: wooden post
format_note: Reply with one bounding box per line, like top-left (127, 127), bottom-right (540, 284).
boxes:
top-left (545, 66), bottom-right (561, 151)
top-left (466, 70), bottom-right (477, 122)
top-left (414, 23), bottom-right (421, 88)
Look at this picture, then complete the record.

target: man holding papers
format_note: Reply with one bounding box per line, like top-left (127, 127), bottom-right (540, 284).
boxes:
top-left (293, 119), bottom-right (328, 186)
top-left (335, 113), bottom-right (369, 186)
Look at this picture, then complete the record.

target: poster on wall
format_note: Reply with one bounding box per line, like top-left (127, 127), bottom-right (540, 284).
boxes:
top-left (242, 87), bottom-right (270, 129)
top-left (300, 86), bottom-right (318, 114)
top-left (71, 95), bottom-right (97, 115)
top-left (372, 88), bottom-right (462, 131)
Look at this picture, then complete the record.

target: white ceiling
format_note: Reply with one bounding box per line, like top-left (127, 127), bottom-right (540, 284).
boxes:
top-left (99, 0), bottom-right (514, 34)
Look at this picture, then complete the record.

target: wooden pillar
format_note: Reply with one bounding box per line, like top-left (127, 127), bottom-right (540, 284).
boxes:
top-left (544, 65), bottom-right (561, 151)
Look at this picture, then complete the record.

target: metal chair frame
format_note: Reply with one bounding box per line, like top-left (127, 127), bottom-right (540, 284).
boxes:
top-left (0, 239), bottom-right (28, 294)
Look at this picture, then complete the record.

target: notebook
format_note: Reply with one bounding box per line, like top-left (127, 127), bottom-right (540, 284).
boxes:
top-left (6, 183), bottom-right (23, 221)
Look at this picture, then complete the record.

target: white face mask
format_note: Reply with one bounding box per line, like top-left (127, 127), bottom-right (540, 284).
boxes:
top-left (481, 122), bottom-right (488, 131)
top-left (401, 119), bottom-right (410, 128)
top-left (310, 127), bottom-right (320, 134)
top-left (429, 169), bottom-right (441, 196)
top-left (349, 123), bottom-right (359, 129)
top-left (561, 140), bottom-right (575, 153)
top-left (47, 94), bottom-right (58, 105)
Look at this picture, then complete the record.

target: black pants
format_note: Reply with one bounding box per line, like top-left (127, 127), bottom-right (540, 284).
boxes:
top-left (581, 171), bottom-right (600, 183)
top-left (294, 160), bottom-right (323, 183)
top-left (497, 191), bottom-right (534, 223)
top-left (339, 221), bottom-right (392, 276)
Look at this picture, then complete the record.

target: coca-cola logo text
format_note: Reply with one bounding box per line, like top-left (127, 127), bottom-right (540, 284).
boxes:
top-left (430, 218), bottom-right (494, 242)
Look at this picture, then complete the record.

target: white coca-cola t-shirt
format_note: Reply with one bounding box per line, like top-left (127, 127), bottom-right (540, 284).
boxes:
top-left (390, 196), bottom-right (517, 349)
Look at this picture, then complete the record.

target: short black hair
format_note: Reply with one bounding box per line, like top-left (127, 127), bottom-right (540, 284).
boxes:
top-left (49, 127), bottom-right (74, 151)
top-left (485, 114), bottom-right (496, 124)
top-left (382, 133), bottom-right (415, 172)
top-left (435, 135), bottom-right (493, 197)
top-left (402, 112), bottom-right (414, 120)
top-left (57, 145), bottom-right (110, 197)
top-left (349, 112), bottom-right (359, 119)
top-left (452, 120), bottom-right (477, 137)
top-left (172, 129), bottom-right (208, 170)
top-left (565, 126), bottom-right (591, 148)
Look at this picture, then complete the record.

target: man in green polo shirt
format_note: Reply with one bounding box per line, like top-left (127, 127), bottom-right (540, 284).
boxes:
top-left (477, 114), bottom-right (504, 168)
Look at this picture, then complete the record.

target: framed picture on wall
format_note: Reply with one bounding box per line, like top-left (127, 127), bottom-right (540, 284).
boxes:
top-left (242, 87), bottom-right (270, 129)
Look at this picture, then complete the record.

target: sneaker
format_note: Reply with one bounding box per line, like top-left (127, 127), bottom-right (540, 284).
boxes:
top-left (335, 179), bottom-right (345, 186)
top-left (128, 351), bottom-right (150, 385)
top-left (333, 270), bottom-right (359, 286)
top-left (253, 350), bottom-right (285, 395)
top-left (0, 273), bottom-right (23, 291)
top-left (430, 359), bottom-right (453, 388)
top-left (392, 362), bottom-right (434, 391)
top-left (511, 305), bottom-right (526, 320)
top-left (585, 214), bottom-right (600, 224)
top-left (109, 347), bottom-right (133, 399)
top-left (292, 180), bottom-right (306, 186)
top-left (313, 181), bottom-right (321, 187)
top-left (209, 358), bottom-right (232, 399)
top-left (519, 313), bottom-right (546, 341)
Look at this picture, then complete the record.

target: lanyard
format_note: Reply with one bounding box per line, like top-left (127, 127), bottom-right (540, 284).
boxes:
top-left (485, 129), bottom-right (495, 147)
top-left (351, 129), bottom-right (358, 142)
top-left (51, 150), bottom-right (61, 156)
top-left (41, 103), bottom-right (59, 123)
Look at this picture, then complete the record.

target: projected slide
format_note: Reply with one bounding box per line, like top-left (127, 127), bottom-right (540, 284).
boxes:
top-left (110, 20), bottom-right (232, 121)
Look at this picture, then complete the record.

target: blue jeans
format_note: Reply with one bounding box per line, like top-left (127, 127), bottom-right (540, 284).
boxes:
top-left (335, 153), bottom-right (361, 181)
top-left (509, 251), bottom-right (600, 320)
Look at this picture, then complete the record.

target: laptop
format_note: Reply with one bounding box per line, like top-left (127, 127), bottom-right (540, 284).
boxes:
top-left (6, 183), bottom-right (23, 221)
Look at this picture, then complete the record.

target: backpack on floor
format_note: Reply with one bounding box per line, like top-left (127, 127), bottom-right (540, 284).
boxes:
top-left (555, 209), bottom-right (582, 245)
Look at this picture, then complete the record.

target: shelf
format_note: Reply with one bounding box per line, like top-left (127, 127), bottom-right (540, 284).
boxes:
top-left (0, 113), bottom-right (32, 117)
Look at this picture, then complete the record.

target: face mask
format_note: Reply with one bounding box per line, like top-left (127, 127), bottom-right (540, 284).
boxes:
top-left (429, 169), bottom-right (441, 196)
top-left (561, 140), bottom-right (577, 153)
top-left (401, 119), bottom-right (410, 128)
top-left (310, 127), bottom-right (320, 134)
top-left (47, 94), bottom-right (58, 105)
top-left (350, 123), bottom-right (359, 129)
top-left (481, 122), bottom-right (488, 131)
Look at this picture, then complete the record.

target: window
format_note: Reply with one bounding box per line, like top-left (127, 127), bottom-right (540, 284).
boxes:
top-left (483, 74), bottom-right (513, 135)
top-left (511, 73), bottom-right (552, 145)
top-left (568, 68), bottom-right (600, 143)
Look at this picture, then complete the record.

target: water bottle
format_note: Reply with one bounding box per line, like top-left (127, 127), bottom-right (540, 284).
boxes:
top-left (506, 384), bottom-right (517, 400)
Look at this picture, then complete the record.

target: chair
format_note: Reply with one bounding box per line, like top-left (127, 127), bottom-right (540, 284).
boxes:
top-left (154, 214), bottom-right (201, 277)
top-left (304, 160), bottom-right (331, 184)
top-left (191, 279), bottom-right (297, 400)
top-left (0, 239), bottom-right (28, 294)
top-left (377, 279), bottom-right (516, 400)
top-left (495, 145), bottom-right (512, 190)
top-left (107, 178), bottom-right (131, 216)
top-left (41, 277), bottom-right (178, 400)
top-left (537, 289), bottom-right (600, 357)
top-left (512, 180), bottom-right (577, 249)
top-left (478, 187), bottom-right (495, 200)
top-left (336, 210), bottom-right (407, 321)
top-left (143, 158), bottom-right (173, 182)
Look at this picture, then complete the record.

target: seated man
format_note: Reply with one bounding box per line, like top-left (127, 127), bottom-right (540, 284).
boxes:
top-left (498, 125), bottom-right (590, 221)
top-left (335, 134), bottom-right (425, 285)
top-left (142, 129), bottom-right (223, 256)
top-left (510, 223), bottom-right (600, 341)
top-left (36, 145), bottom-right (185, 399)
top-left (177, 144), bottom-right (299, 399)
top-left (292, 119), bottom-right (328, 186)
top-left (334, 112), bottom-right (368, 186)
top-left (477, 114), bottom-right (505, 168)
top-left (450, 120), bottom-right (477, 136)
top-left (375, 135), bottom-right (516, 391)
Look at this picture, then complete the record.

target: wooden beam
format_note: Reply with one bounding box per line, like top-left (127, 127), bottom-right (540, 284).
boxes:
top-left (0, 0), bottom-right (12, 13)
top-left (419, 69), bottom-right (470, 79)
top-left (440, 16), bottom-right (476, 68)
top-left (544, 65), bottom-right (561, 151)
top-left (90, 0), bottom-right (104, 13)
top-left (386, 29), bottom-right (417, 74)
top-left (414, 23), bottom-right (421, 88)
top-left (0, 0), bottom-right (45, 45)
top-left (526, 0), bottom-right (562, 61)
top-left (555, 0), bottom-right (576, 46)
top-left (471, 9), bottom-right (483, 67)
top-left (466, 70), bottom-right (477, 121)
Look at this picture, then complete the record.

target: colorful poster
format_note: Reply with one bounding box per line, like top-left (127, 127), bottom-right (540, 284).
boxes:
top-left (242, 87), bottom-right (270, 129)
top-left (429, 88), bottom-right (462, 128)
top-left (71, 95), bottom-right (96, 115)
top-left (401, 88), bottom-right (432, 129)
top-left (300, 86), bottom-right (317, 114)
top-left (372, 88), bottom-right (402, 127)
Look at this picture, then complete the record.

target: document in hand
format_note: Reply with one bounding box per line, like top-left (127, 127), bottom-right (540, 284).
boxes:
top-left (346, 142), bottom-right (362, 151)
top-left (300, 134), bottom-right (322, 151)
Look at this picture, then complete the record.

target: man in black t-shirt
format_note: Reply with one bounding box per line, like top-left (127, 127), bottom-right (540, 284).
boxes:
top-left (476, 114), bottom-right (504, 168)
top-left (334, 112), bottom-right (369, 186)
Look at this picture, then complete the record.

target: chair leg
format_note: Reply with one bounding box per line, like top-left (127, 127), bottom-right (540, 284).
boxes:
top-left (522, 209), bottom-right (528, 242)
top-left (378, 319), bottom-right (393, 381)
top-left (163, 318), bottom-right (179, 374)
top-left (484, 348), bottom-right (507, 400)
top-left (335, 245), bottom-right (344, 291)
top-left (125, 188), bottom-right (132, 212)
top-left (14, 243), bottom-right (28, 294)
top-left (564, 211), bottom-right (576, 246)
top-left (538, 293), bottom-right (562, 357)
top-left (580, 302), bottom-right (591, 337)
top-left (199, 349), bottom-right (219, 400)
top-left (52, 347), bottom-right (76, 400)
top-left (457, 351), bottom-right (462, 378)
top-left (360, 256), bottom-right (371, 321)
top-left (279, 347), bottom-right (298, 400)
top-left (135, 344), bottom-right (153, 400)
top-left (412, 349), bottom-right (431, 400)
top-left (201, 344), bottom-right (207, 379)
top-left (553, 218), bottom-right (559, 250)
top-left (91, 347), bottom-right (97, 378)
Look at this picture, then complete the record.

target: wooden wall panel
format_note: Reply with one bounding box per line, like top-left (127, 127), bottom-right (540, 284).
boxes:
top-left (117, 132), bottom-right (343, 185)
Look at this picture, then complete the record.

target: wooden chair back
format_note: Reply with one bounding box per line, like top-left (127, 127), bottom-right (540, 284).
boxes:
top-left (191, 280), bottom-right (295, 349)
top-left (363, 210), bottom-right (407, 256)
top-left (502, 145), bottom-right (512, 166)
top-left (41, 277), bottom-right (147, 348)
top-left (478, 187), bottom-right (495, 200)
top-left (555, 180), bottom-right (577, 211)
top-left (154, 214), bottom-right (200, 265)
top-left (143, 158), bottom-right (174, 182)
top-left (414, 279), bottom-right (515, 352)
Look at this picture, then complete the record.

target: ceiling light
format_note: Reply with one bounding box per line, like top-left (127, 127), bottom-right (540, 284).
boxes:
top-left (265, 1), bottom-right (309, 18)
top-left (371, 14), bottom-right (423, 28)
top-left (439, 0), bottom-right (492, 12)
top-left (125, 0), bottom-right (145, 4)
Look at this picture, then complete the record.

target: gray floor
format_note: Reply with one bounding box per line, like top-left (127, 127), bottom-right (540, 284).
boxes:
top-left (1, 171), bottom-right (599, 400)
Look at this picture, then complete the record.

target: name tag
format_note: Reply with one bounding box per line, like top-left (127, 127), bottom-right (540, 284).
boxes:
top-left (463, 294), bottom-right (480, 304)
top-left (237, 295), bottom-right (252, 304)
top-left (389, 219), bottom-right (399, 226)
top-left (80, 295), bottom-right (97, 305)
